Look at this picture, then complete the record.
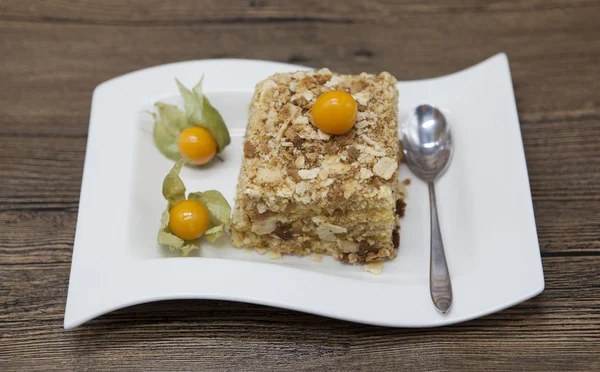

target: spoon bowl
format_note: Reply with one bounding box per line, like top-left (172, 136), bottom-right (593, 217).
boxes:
top-left (403, 105), bottom-right (453, 181)
top-left (402, 104), bottom-right (454, 314)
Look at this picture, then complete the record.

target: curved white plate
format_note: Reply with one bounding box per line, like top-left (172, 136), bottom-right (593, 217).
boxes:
top-left (64, 53), bottom-right (544, 329)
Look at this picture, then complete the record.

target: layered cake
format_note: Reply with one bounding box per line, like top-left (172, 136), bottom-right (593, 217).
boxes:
top-left (231, 68), bottom-right (405, 263)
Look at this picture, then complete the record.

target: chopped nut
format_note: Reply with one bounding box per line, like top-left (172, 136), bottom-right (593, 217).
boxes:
top-left (396, 199), bottom-right (407, 218)
top-left (358, 152), bottom-right (375, 165)
top-left (295, 182), bottom-right (307, 195)
top-left (316, 73), bottom-right (332, 84)
top-left (347, 146), bottom-right (359, 161)
top-left (288, 168), bottom-right (300, 181)
top-left (284, 127), bottom-right (297, 142)
top-left (322, 178), bottom-right (334, 187)
top-left (279, 103), bottom-right (299, 122)
top-left (350, 80), bottom-right (369, 94)
top-left (359, 241), bottom-right (379, 256)
top-left (295, 155), bottom-right (305, 168)
top-left (298, 168), bottom-right (319, 179)
top-left (257, 203), bottom-right (267, 214)
top-left (353, 91), bottom-right (371, 106)
top-left (317, 130), bottom-right (331, 141)
top-left (359, 167), bottom-right (374, 179)
top-left (398, 140), bottom-right (405, 162)
top-left (327, 187), bottom-right (345, 203)
top-left (340, 240), bottom-right (359, 253)
top-left (318, 169), bottom-right (329, 180)
top-left (302, 90), bottom-right (314, 102)
top-left (260, 142), bottom-right (270, 154)
top-left (322, 155), bottom-right (350, 174)
top-left (291, 220), bottom-right (304, 234)
top-left (273, 73), bottom-right (291, 85)
top-left (361, 134), bottom-right (382, 149)
top-left (373, 157), bottom-right (398, 180)
top-left (296, 76), bottom-right (316, 91)
top-left (243, 188), bottom-right (261, 198)
top-left (293, 136), bottom-right (304, 148)
top-left (379, 71), bottom-right (397, 84)
top-left (356, 144), bottom-right (385, 157)
top-left (251, 218), bottom-right (277, 235)
top-left (306, 152), bottom-right (318, 161)
top-left (392, 228), bottom-right (400, 248)
top-left (297, 125), bottom-right (316, 139)
top-left (265, 107), bottom-right (279, 129)
top-left (291, 95), bottom-right (309, 107)
top-left (398, 182), bottom-right (408, 198)
top-left (315, 223), bottom-right (347, 241)
top-left (256, 168), bottom-right (282, 184)
top-left (343, 180), bottom-right (360, 199)
top-left (364, 262), bottom-right (383, 275)
top-left (315, 67), bottom-right (332, 75)
top-left (268, 250), bottom-right (282, 259)
top-left (324, 75), bottom-right (345, 87)
top-left (260, 79), bottom-right (278, 95)
top-left (275, 185), bottom-right (294, 198)
top-left (274, 222), bottom-right (293, 241)
top-left (244, 141), bottom-right (257, 158)
top-left (292, 115), bottom-right (309, 125)
top-left (275, 120), bottom-right (290, 142)
top-left (357, 111), bottom-right (376, 121)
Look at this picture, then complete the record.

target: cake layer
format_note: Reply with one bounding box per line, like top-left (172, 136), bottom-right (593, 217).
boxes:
top-left (231, 229), bottom-right (398, 263)
top-left (237, 68), bottom-right (401, 213)
top-left (232, 192), bottom-right (404, 263)
top-left (233, 214), bottom-right (397, 245)
top-left (238, 182), bottom-right (408, 223)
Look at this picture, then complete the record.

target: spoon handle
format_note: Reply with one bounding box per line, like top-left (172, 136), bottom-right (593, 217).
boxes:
top-left (428, 182), bottom-right (453, 313)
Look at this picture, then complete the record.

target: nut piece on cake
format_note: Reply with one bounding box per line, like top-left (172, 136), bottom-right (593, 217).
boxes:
top-left (231, 68), bottom-right (405, 264)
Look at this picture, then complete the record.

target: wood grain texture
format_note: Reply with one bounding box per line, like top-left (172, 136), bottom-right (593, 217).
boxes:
top-left (1, 0), bottom-right (599, 371)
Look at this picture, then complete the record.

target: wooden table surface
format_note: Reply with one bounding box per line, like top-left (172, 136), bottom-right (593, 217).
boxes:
top-left (1, 1), bottom-right (599, 370)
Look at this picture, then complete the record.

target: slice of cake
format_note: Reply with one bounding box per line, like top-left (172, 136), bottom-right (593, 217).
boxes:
top-left (231, 68), bottom-right (405, 263)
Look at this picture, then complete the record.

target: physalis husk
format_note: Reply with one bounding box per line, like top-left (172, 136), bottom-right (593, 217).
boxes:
top-left (152, 77), bottom-right (231, 164)
top-left (157, 159), bottom-right (232, 255)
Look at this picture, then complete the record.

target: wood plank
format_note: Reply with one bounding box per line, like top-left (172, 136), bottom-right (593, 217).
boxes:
top-left (0, 4), bottom-right (598, 134)
top-left (1, 0), bottom-right (598, 23)
top-left (0, 136), bottom-right (85, 211)
top-left (0, 256), bottom-right (599, 370)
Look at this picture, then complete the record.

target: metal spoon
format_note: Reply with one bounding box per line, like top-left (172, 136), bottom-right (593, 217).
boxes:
top-left (402, 104), bottom-right (453, 314)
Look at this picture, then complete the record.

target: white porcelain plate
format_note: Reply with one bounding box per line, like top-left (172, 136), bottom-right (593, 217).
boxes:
top-left (64, 54), bottom-right (544, 329)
